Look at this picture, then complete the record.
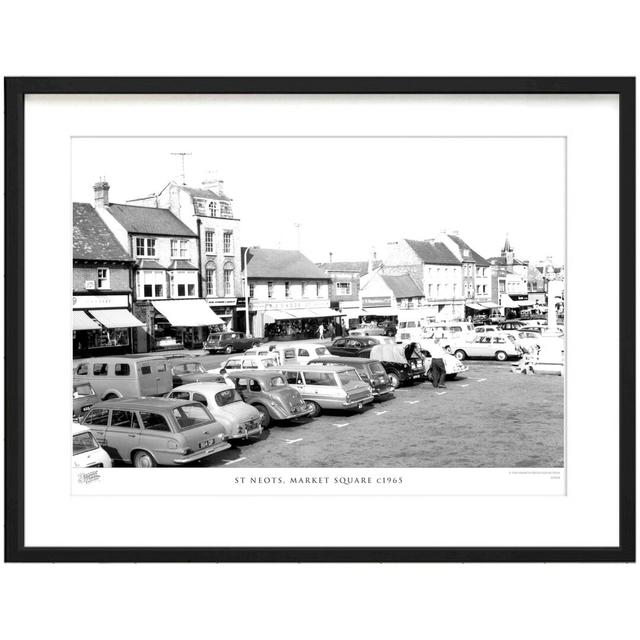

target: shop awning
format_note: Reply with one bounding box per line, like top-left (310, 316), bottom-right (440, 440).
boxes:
top-left (152, 299), bottom-right (223, 327)
top-left (501, 295), bottom-right (520, 309)
top-left (73, 310), bottom-right (101, 331)
top-left (264, 310), bottom-right (296, 322)
top-left (90, 308), bottom-right (145, 329)
top-left (465, 302), bottom-right (486, 311)
top-left (481, 301), bottom-right (499, 309)
top-left (309, 308), bottom-right (345, 318)
top-left (361, 306), bottom-right (396, 315)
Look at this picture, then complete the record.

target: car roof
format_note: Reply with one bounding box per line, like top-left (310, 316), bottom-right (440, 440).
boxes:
top-left (225, 370), bottom-right (284, 379)
top-left (308, 356), bottom-right (376, 365)
top-left (278, 363), bottom-right (356, 373)
top-left (168, 359), bottom-right (203, 365)
top-left (92, 397), bottom-right (197, 410)
top-left (75, 354), bottom-right (168, 362)
top-left (171, 382), bottom-right (235, 393)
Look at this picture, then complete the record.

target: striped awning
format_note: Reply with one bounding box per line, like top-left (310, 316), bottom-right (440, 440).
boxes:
top-left (73, 311), bottom-right (101, 331)
top-left (90, 308), bottom-right (145, 329)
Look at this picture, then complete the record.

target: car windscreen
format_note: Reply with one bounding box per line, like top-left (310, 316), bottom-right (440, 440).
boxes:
top-left (215, 389), bottom-right (242, 406)
top-left (176, 363), bottom-right (205, 374)
top-left (73, 383), bottom-right (94, 398)
top-left (270, 376), bottom-right (287, 387)
top-left (172, 404), bottom-right (212, 430)
top-left (73, 431), bottom-right (99, 455)
top-left (315, 347), bottom-right (328, 355)
top-left (338, 369), bottom-right (361, 385)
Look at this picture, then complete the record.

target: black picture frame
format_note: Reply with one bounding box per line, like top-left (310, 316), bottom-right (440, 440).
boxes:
top-left (4, 77), bottom-right (635, 563)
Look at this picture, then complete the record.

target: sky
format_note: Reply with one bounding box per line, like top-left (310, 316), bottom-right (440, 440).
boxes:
top-left (72, 137), bottom-right (565, 265)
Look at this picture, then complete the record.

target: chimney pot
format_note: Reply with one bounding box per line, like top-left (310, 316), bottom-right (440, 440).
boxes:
top-left (93, 179), bottom-right (110, 207)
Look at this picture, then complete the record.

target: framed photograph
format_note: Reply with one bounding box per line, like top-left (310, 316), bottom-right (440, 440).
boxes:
top-left (5, 77), bottom-right (635, 562)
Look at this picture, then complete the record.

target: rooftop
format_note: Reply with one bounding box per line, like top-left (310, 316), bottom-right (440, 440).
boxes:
top-left (405, 239), bottom-right (460, 265)
top-left (380, 273), bottom-right (423, 298)
top-left (244, 248), bottom-right (331, 280)
top-left (177, 184), bottom-right (232, 202)
top-left (73, 202), bottom-right (132, 262)
top-left (104, 203), bottom-right (196, 237)
top-left (316, 261), bottom-right (370, 276)
top-left (447, 235), bottom-right (490, 267)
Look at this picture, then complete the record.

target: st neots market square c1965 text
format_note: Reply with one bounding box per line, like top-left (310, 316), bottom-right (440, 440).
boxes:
top-left (234, 475), bottom-right (404, 485)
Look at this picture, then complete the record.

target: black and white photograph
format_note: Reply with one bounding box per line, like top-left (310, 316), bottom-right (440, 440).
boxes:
top-left (72, 136), bottom-right (566, 470)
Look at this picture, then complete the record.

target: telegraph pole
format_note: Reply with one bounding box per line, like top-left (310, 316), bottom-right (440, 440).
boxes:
top-left (170, 152), bottom-right (192, 185)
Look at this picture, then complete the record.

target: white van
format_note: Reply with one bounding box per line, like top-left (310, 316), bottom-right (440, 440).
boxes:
top-left (422, 322), bottom-right (475, 342)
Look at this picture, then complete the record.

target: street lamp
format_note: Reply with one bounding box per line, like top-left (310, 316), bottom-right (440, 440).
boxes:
top-left (243, 246), bottom-right (256, 336)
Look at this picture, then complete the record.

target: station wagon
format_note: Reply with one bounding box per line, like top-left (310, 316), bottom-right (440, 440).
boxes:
top-left (280, 364), bottom-right (374, 417)
top-left (82, 397), bottom-right (230, 467)
top-left (307, 356), bottom-right (394, 399)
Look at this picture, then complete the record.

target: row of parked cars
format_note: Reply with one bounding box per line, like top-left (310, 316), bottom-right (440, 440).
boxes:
top-left (71, 334), bottom-right (471, 469)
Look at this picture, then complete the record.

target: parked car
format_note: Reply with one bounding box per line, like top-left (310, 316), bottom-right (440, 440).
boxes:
top-left (73, 381), bottom-right (99, 419)
top-left (369, 343), bottom-right (427, 388)
top-left (307, 356), bottom-right (395, 399)
top-left (225, 370), bottom-right (313, 427)
top-left (82, 397), bottom-right (230, 467)
top-left (327, 336), bottom-right (389, 357)
top-left (280, 364), bottom-right (374, 417)
top-left (348, 320), bottom-right (397, 337)
top-left (204, 331), bottom-right (261, 354)
top-left (167, 382), bottom-right (263, 440)
top-left (422, 322), bottom-right (475, 341)
top-left (446, 334), bottom-right (522, 361)
top-left (72, 423), bottom-right (112, 468)
top-left (418, 342), bottom-right (469, 380)
top-left (473, 325), bottom-right (501, 335)
top-left (73, 355), bottom-right (173, 400)
top-left (168, 359), bottom-right (227, 387)
top-left (488, 310), bottom-right (504, 324)
top-left (498, 320), bottom-right (529, 331)
top-left (260, 343), bottom-right (331, 366)
top-left (203, 354), bottom-right (280, 379)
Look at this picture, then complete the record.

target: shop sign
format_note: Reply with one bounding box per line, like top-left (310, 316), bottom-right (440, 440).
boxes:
top-left (206, 297), bottom-right (237, 306)
top-left (511, 294), bottom-right (529, 301)
top-left (72, 294), bottom-right (129, 309)
top-left (251, 300), bottom-right (328, 311)
top-left (362, 296), bottom-right (391, 308)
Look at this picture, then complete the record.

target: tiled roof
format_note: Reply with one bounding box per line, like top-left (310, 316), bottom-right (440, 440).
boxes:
top-left (447, 235), bottom-right (490, 267)
top-left (245, 248), bottom-right (331, 280)
top-left (105, 203), bottom-right (196, 237)
top-left (405, 239), bottom-right (460, 265)
top-left (316, 261), bottom-right (370, 275)
top-left (168, 260), bottom-right (198, 270)
top-left (73, 202), bottom-right (132, 262)
top-left (137, 259), bottom-right (166, 270)
top-left (178, 185), bottom-right (232, 202)
top-left (380, 274), bottom-right (423, 299)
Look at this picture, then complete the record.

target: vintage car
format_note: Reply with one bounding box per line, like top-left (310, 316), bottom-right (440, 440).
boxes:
top-left (270, 343), bottom-right (331, 366)
top-left (204, 331), bottom-right (261, 354)
top-left (82, 397), bottom-right (230, 467)
top-left (72, 423), bottom-right (112, 468)
top-left (307, 356), bottom-right (395, 399)
top-left (168, 359), bottom-right (227, 387)
top-left (446, 334), bottom-right (523, 361)
top-left (167, 382), bottom-right (263, 440)
top-left (418, 341), bottom-right (469, 381)
top-left (73, 355), bottom-right (173, 400)
top-left (368, 343), bottom-right (427, 388)
top-left (73, 381), bottom-right (99, 419)
top-left (327, 336), bottom-right (393, 357)
top-left (225, 370), bottom-right (313, 427)
top-left (280, 364), bottom-right (374, 417)
top-left (348, 320), bottom-right (397, 337)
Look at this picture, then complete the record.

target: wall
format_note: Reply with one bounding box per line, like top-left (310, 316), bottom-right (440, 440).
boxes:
top-left (381, 240), bottom-right (425, 288)
top-left (249, 279), bottom-right (330, 304)
top-left (73, 263), bottom-right (130, 292)
top-left (326, 270), bottom-right (361, 303)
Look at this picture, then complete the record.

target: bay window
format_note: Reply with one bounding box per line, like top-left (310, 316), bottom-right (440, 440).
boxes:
top-left (169, 270), bottom-right (198, 298)
top-left (137, 270), bottom-right (166, 299)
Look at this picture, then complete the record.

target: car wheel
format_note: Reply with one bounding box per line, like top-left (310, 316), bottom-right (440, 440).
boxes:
top-left (225, 345), bottom-right (233, 354)
top-left (495, 351), bottom-right (507, 361)
top-left (133, 451), bottom-right (157, 468)
top-left (454, 350), bottom-right (467, 361)
top-left (254, 404), bottom-right (271, 428)
top-left (306, 401), bottom-right (321, 417)
top-left (388, 372), bottom-right (401, 388)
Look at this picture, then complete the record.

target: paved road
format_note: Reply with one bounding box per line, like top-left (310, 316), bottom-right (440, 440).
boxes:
top-left (192, 360), bottom-right (564, 468)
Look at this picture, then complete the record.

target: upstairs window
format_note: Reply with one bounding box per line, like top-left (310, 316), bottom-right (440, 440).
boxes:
top-left (285, 281), bottom-right (291, 298)
top-left (194, 199), bottom-right (206, 214)
top-left (208, 201), bottom-right (218, 217)
top-left (267, 282), bottom-right (274, 299)
top-left (170, 239), bottom-right (178, 257)
top-left (136, 238), bottom-right (156, 257)
top-left (179, 240), bottom-right (189, 258)
top-left (205, 265), bottom-right (216, 297)
top-left (205, 230), bottom-right (215, 253)
top-left (97, 268), bottom-right (110, 290)
top-left (336, 282), bottom-right (351, 296)
top-left (223, 232), bottom-right (233, 254)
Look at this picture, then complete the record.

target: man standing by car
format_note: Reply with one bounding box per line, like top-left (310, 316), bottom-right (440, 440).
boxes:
top-left (426, 338), bottom-right (448, 389)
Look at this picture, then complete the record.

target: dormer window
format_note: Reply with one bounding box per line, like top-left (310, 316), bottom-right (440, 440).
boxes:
top-left (194, 199), bottom-right (206, 214)
top-left (208, 201), bottom-right (218, 217)
top-left (220, 202), bottom-right (232, 218)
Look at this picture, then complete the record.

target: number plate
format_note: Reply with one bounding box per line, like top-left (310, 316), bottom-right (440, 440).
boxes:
top-left (199, 438), bottom-right (214, 449)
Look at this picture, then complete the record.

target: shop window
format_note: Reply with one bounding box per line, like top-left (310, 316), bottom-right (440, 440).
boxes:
top-left (97, 268), bottom-right (110, 290)
top-left (115, 363), bottom-right (131, 376)
top-left (87, 328), bottom-right (130, 349)
top-left (205, 230), bottom-right (215, 253)
top-left (93, 363), bottom-right (108, 376)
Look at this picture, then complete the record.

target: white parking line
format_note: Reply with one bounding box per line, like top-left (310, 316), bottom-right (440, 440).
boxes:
top-left (460, 384), bottom-right (469, 388)
top-left (284, 438), bottom-right (303, 444)
top-left (477, 378), bottom-right (487, 383)
top-left (405, 400), bottom-right (420, 405)
top-left (332, 423), bottom-right (350, 428)
top-left (375, 411), bottom-right (388, 415)
top-left (436, 391), bottom-right (447, 396)
top-left (223, 457), bottom-right (246, 465)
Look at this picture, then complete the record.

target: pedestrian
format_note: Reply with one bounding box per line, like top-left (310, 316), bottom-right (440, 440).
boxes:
top-left (317, 323), bottom-right (325, 340)
top-left (427, 338), bottom-right (448, 389)
top-left (327, 321), bottom-right (335, 341)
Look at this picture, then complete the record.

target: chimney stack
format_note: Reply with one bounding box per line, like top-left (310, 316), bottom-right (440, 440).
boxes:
top-left (329, 252), bottom-right (333, 263)
top-left (93, 179), bottom-right (110, 207)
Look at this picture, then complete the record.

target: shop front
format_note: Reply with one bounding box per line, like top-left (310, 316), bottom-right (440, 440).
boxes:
top-left (150, 299), bottom-right (224, 350)
top-left (205, 296), bottom-right (237, 331)
top-left (256, 306), bottom-right (346, 341)
top-left (465, 300), bottom-right (489, 321)
top-left (73, 294), bottom-right (144, 358)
